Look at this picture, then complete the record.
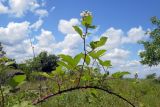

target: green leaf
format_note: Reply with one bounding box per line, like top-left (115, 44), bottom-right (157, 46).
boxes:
top-left (89, 51), bottom-right (97, 59)
top-left (82, 15), bottom-right (93, 26)
top-left (90, 90), bottom-right (98, 99)
top-left (89, 37), bottom-right (108, 49)
top-left (82, 54), bottom-right (91, 65)
top-left (36, 72), bottom-right (52, 79)
top-left (85, 55), bottom-right (91, 65)
top-left (74, 53), bottom-right (83, 66)
top-left (98, 59), bottom-right (111, 67)
top-left (97, 37), bottom-right (107, 47)
top-left (89, 50), bottom-right (106, 59)
top-left (82, 74), bottom-right (91, 81)
top-left (96, 50), bottom-right (106, 57)
top-left (59, 54), bottom-right (74, 66)
top-left (73, 26), bottom-right (83, 37)
top-left (8, 75), bottom-right (26, 88)
top-left (112, 71), bottom-right (130, 78)
top-left (52, 66), bottom-right (65, 76)
top-left (57, 61), bottom-right (71, 70)
top-left (88, 25), bottom-right (97, 29)
top-left (89, 42), bottom-right (94, 49)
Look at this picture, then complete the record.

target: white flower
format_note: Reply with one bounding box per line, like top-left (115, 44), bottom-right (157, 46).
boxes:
top-left (80, 10), bottom-right (92, 17)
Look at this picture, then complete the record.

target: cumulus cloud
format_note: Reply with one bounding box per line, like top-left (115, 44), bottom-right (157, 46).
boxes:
top-left (0, 21), bottom-right (30, 45)
top-left (104, 48), bottom-right (130, 60)
top-left (0, 2), bottom-right (8, 13)
top-left (101, 48), bottom-right (130, 67)
top-left (30, 19), bottom-right (43, 30)
top-left (100, 27), bottom-right (124, 49)
top-left (0, 20), bottom-right (82, 62)
top-left (122, 26), bottom-right (146, 44)
top-left (56, 34), bottom-right (82, 55)
top-left (1, 28), bottom-right (56, 62)
top-left (34, 9), bottom-right (48, 18)
top-left (8, 0), bottom-right (40, 17)
top-left (58, 18), bottom-right (80, 34)
top-left (3, 39), bottom-right (33, 62)
top-left (36, 29), bottom-right (55, 47)
top-left (0, 0), bottom-right (48, 18)
top-left (90, 26), bottom-right (152, 77)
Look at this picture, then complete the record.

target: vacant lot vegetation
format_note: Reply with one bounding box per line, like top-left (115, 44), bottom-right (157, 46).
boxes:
top-left (3, 79), bottom-right (160, 107)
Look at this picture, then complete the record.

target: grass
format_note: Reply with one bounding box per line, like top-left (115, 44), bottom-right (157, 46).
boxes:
top-left (7, 78), bottom-right (159, 107)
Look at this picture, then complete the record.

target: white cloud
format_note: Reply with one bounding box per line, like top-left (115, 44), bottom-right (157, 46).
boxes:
top-left (91, 27), bottom-right (154, 78)
top-left (56, 34), bottom-right (82, 55)
top-left (100, 27), bottom-right (124, 49)
top-left (2, 28), bottom-right (56, 62)
top-left (0, 0), bottom-right (49, 18)
top-left (0, 19), bottom-right (82, 62)
top-left (34, 9), bottom-right (48, 18)
top-left (9, 0), bottom-right (40, 17)
top-left (101, 48), bottom-right (130, 67)
top-left (122, 26), bottom-right (145, 44)
top-left (36, 29), bottom-right (55, 47)
top-left (30, 19), bottom-right (43, 30)
top-left (104, 48), bottom-right (130, 60)
top-left (58, 18), bottom-right (80, 34)
top-left (0, 21), bottom-right (30, 45)
top-left (96, 27), bottom-right (146, 50)
top-left (0, 2), bottom-right (8, 13)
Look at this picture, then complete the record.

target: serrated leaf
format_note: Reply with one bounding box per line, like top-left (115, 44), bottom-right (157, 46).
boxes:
top-left (74, 53), bottom-right (83, 66)
top-left (98, 37), bottom-right (107, 46)
top-left (52, 66), bottom-right (65, 76)
top-left (89, 50), bottom-right (106, 59)
top-left (58, 54), bottom-right (74, 66)
top-left (89, 37), bottom-right (107, 49)
top-left (73, 26), bottom-right (83, 37)
top-left (57, 61), bottom-right (71, 70)
top-left (96, 50), bottom-right (106, 57)
top-left (98, 59), bottom-right (111, 67)
top-left (89, 51), bottom-right (97, 59)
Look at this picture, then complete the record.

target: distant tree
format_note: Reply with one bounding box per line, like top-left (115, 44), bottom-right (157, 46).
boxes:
top-left (146, 73), bottom-right (156, 79)
top-left (0, 42), bottom-right (17, 68)
top-left (0, 42), bottom-right (6, 58)
top-left (27, 51), bottom-right (59, 72)
top-left (139, 16), bottom-right (160, 67)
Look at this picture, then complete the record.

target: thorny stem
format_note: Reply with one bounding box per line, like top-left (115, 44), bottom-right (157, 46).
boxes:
top-left (32, 86), bottom-right (135, 107)
top-left (77, 26), bottom-right (88, 87)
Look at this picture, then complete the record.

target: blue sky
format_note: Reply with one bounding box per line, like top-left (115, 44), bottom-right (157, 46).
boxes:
top-left (0, 0), bottom-right (160, 78)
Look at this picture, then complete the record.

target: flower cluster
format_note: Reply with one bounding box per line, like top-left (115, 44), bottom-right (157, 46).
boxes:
top-left (80, 10), bottom-right (92, 18)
